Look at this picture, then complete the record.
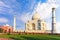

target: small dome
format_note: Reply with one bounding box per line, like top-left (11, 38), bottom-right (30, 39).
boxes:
top-left (32, 12), bottom-right (40, 20)
top-left (4, 24), bottom-right (9, 26)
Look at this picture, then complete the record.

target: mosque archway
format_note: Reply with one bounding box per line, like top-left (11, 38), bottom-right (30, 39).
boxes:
top-left (32, 23), bottom-right (35, 30)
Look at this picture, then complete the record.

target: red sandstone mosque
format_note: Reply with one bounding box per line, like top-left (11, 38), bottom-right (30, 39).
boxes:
top-left (0, 24), bottom-right (13, 33)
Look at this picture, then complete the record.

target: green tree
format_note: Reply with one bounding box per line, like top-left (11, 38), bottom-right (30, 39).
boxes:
top-left (0, 28), bottom-right (3, 33)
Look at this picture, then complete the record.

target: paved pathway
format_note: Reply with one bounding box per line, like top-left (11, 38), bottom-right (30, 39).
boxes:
top-left (0, 38), bottom-right (14, 40)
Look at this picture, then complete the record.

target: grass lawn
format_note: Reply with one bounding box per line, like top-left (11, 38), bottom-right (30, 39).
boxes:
top-left (0, 34), bottom-right (60, 40)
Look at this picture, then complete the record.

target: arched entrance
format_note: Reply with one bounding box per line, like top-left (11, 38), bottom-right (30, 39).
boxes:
top-left (32, 23), bottom-right (35, 30)
top-left (37, 20), bottom-right (41, 30)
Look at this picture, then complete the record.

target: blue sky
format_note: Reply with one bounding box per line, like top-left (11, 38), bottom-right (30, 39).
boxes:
top-left (0, 0), bottom-right (60, 33)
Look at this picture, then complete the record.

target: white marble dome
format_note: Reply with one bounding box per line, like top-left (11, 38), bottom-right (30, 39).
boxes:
top-left (32, 12), bottom-right (40, 20)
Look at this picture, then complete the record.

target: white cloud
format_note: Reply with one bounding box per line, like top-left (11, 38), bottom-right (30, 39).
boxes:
top-left (18, 0), bottom-right (59, 22)
top-left (19, 13), bottom-right (32, 23)
top-left (0, 1), bottom-right (11, 14)
top-left (0, 1), bottom-right (10, 8)
top-left (56, 22), bottom-right (60, 33)
top-left (35, 0), bottom-right (59, 19)
top-left (46, 22), bottom-right (51, 30)
top-left (0, 17), bottom-right (9, 23)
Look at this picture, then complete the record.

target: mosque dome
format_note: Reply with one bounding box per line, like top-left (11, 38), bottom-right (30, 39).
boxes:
top-left (4, 24), bottom-right (10, 27)
top-left (32, 12), bottom-right (40, 20)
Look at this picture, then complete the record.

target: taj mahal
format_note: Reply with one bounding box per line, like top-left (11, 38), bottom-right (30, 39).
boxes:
top-left (25, 12), bottom-right (46, 33)
top-left (24, 7), bottom-right (56, 34)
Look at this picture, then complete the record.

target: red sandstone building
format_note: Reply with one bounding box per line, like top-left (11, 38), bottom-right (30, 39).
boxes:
top-left (0, 24), bottom-right (13, 33)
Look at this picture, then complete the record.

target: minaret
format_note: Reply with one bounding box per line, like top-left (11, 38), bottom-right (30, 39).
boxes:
top-left (13, 15), bottom-right (16, 32)
top-left (51, 8), bottom-right (56, 34)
